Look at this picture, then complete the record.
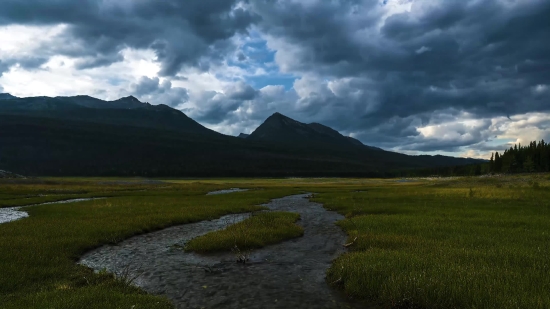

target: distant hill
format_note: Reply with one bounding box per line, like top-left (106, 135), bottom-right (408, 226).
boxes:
top-left (238, 133), bottom-right (250, 139)
top-left (0, 94), bottom-right (484, 177)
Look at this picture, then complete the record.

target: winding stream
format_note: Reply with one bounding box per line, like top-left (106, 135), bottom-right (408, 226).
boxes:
top-left (0, 198), bottom-right (105, 225)
top-left (80, 194), bottom-right (371, 309)
top-left (206, 188), bottom-right (249, 195)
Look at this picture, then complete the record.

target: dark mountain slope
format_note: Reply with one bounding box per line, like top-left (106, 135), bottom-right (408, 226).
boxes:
top-left (0, 94), bottom-right (483, 177)
top-left (0, 95), bottom-right (220, 137)
top-left (248, 112), bottom-right (364, 148)
top-left (0, 93), bottom-right (17, 100)
top-left (248, 112), bottom-right (481, 168)
top-left (0, 114), bottom-right (395, 177)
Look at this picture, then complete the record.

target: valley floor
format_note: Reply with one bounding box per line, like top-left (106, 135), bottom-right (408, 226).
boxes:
top-left (0, 175), bottom-right (549, 308)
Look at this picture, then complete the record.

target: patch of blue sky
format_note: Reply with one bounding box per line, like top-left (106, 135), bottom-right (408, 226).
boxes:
top-left (247, 74), bottom-right (296, 91)
top-left (485, 138), bottom-right (516, 148)
top-left (107, 78), bottom-right (125, 86)
top-left (228, 36), bottom-right (297, 90)
top-left (242, 40), bottom-right (275, 63)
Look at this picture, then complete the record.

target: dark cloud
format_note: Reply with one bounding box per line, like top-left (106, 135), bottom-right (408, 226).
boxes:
top-left (130, 76), bottom-right (188, 107)
top-left (226, 81), bottom-right (257, 100)
top-left (190, 90), bottom-right (242, 123)
top-left (0, 57), bottom-right (48, 75)
top-left (0, 60), bottom-right (9, 76)
top-left (0, 0), bottom-right (258, 74)
top-left (190, 81), bottom-right (260, 123)
top-left (237, 52), bottom-right (247, 61)
top-left (188, 83), bottom-right (297, 127)
top-left (15, 57), bottom-right (49, 70)
top-left (243, 0), bottom-right (550, 151)
top-left (2, 0), bottom-right (550, 154)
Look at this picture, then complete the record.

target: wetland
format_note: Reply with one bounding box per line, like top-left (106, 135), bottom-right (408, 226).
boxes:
top-left (1, 176), bottom-right (549, 308)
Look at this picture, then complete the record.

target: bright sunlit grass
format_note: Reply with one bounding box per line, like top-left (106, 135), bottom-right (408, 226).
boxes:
top-left (314, 176), bottom-right (550, 309)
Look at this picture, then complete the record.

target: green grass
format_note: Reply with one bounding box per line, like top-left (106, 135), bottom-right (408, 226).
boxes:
top-left (0, 180), bottom-right (301, 309)
top-left (313, 177), bottom-right (550, 309)
top-left (1, 176), bottom-right (549, 308)
top-left (185, 211), bottom-right (304, 253)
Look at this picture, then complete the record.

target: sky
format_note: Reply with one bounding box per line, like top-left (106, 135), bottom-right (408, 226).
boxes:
top-left (0, 0), bottom-right (549, 159)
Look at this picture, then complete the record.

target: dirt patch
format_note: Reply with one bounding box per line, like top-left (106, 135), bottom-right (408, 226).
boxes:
top-left (79, 194), bottom-right (375, 309)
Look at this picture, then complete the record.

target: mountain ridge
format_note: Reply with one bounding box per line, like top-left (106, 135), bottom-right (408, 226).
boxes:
top-left (0, 94), bottom-right (220, 137)
top-left (0, 93), bottom-right (484, 177)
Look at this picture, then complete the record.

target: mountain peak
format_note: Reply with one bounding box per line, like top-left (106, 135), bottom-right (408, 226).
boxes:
top-left (116, 95), bottom-right (141, 103)
top-left (249, 113), bottom-right (361, 149)
top-left (265, 112), bottom-right (288, 120)
top-left (0, 93), bottom-right (18, 100)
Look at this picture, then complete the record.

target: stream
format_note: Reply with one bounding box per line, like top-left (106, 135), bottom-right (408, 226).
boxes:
top-left (79, 194), bottom-right (372, 309)
top-left (0, 198), bottom-right (105, 225)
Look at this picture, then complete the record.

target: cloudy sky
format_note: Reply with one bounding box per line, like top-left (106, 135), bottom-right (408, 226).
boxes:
top-left (1, 0), bottom-right (549, 158)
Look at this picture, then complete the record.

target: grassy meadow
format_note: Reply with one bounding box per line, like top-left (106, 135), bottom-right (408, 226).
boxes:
top-left (0, 175), bottom-right (549, 308)
top-left (314, 175), bottom-right (550, 308)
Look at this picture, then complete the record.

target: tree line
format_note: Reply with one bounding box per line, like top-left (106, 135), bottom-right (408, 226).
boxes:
top-left (490, 140), bottom-right (549, 173)
top-left (397, 140), bottom-right (550, 177)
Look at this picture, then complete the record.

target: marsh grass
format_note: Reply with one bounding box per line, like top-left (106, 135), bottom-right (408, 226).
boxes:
top-left (185, 211), bottom-right (303, 253)
top-left (0, 180), bottom-right (301, 309)
top-left (2, 176), bottom-right (549, 308)
top-left (314, 176), bottom-right (550, 309)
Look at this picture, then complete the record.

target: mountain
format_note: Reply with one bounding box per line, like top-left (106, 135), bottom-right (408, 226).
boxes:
top-left (247, 112), bottom-right (482, 168)
top-left (0, 93), bottom-right (17, 100)
top-left (238, 133), bottom-right (250, 139)
top-left (248, 112), bottom-right (365, 148)
top-left (0, 94), bottom-right (484, 177)
top-left (248, 112), bottom-right (383, 151)
top-left (55, 95), bottom-right (173, 111)
top-left (0, 95), bottom-right (220, 136)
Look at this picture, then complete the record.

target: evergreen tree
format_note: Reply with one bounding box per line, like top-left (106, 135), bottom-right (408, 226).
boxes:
top-left (486, 140), bottom-right (550, 174)
top-left (494, 152), bottom-right (502, 173)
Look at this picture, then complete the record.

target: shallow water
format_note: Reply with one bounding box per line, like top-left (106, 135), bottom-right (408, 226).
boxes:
top-left (80, 194), bottom-right (372, 309)
top-left (0, 198), bottom-right (104, 225)
top-left (206, 188), bottom-right (249, 195)
top-left (0, 207), bottom-right (29, 224)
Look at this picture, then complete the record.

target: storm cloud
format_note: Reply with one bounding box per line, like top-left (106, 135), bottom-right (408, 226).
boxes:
top-left (130, 76), bottom-right (189, 108)
top-left (0, 0), bottom-right (258, 75)
top-left (1, 0), bottom-right (549, 157)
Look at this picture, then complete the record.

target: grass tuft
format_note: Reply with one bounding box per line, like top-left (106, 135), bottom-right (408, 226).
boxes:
top-left (185, 211), bottom-right (304, 253)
